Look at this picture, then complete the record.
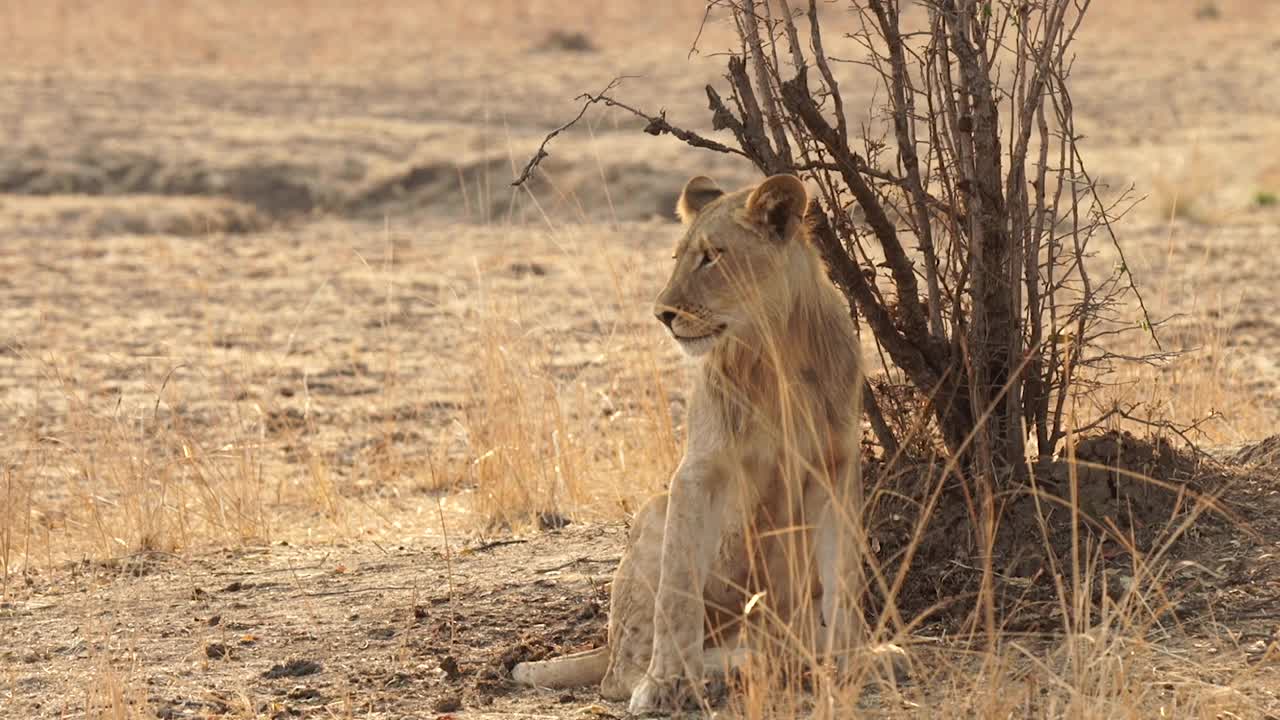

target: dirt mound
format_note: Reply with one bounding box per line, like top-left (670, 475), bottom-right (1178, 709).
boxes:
top-left (0, 143), bottom-right (718, 227)
top-left (346, 154), bottom-right (520, 222)
top-left (1, 119), bottom-right (764, 230)
top-left (347, 151), bottom-right (748, 225)
top-left (0, 194), bottom-right (266, 238)
top-left (871, 430), bottom-right (1221, 630)
top-left (0, 146), bottom-right (333, 218)
top-left (534, 29), bottom-right (599, 53)
top-left (1227, 435), bottom-right (1280, 470)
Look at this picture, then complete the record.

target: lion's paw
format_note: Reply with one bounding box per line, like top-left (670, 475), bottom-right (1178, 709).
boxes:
top-left (510, 661), bottom-right (534, 686)
top-left (867, 643), bottom-right (911, 685)
top-left (627, 675), bottom-right (698, 716)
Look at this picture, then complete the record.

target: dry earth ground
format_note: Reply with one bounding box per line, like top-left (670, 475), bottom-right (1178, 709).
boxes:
top-left (3, 1), bottom-right (1280, 717)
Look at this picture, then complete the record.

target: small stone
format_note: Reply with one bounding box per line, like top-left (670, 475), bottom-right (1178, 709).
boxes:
top-left (440, 655), bottom-right (462, 682)
top-left (287, 686), bottom-right (321, 701)
top-left (537, 511), bottom-right (571, 530)
top-left (205, 643), bottom-right (228, 660)
top-left (263, 659), bottom-right (322, 679)
top-left (432, 694), bottom-right (462, 713)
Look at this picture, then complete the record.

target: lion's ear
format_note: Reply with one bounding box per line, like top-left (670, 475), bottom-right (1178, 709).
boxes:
top-left (676, 176), bottom-right (724, 223)
top-left (746, 174), bottom-right (807, 242)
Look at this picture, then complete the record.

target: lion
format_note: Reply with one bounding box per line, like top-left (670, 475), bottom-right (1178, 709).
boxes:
top-left (513, 174), bottom-right (875, 713)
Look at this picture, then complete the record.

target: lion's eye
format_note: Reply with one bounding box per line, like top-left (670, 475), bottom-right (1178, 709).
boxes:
top-left (698, 248), bottom-right (723, 269)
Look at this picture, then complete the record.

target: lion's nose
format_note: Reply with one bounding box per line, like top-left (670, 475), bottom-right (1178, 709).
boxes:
top-left (655, 309), bottom-right (677, 328)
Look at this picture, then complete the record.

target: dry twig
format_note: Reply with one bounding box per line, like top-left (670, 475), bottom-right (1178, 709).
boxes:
top-left (512, 76), bottom-right (746, 187)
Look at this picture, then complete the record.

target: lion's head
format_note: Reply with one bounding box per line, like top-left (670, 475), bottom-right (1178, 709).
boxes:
top-left (653, 174), bottom-right (812, 357)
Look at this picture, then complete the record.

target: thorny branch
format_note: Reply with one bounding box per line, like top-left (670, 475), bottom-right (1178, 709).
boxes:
top-left (511, 76), bottom-right (746, 187)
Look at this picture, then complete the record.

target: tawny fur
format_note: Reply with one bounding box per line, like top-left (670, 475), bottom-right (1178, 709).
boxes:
top-left (513, 175), bottom-right (868, 713)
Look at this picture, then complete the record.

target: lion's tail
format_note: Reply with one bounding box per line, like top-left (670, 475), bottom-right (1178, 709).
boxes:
top-left (511, 647), bottom-right (609, 689)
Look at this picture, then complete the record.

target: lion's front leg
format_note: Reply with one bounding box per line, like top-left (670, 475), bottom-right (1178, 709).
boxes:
top-left (816, 498), bottom-right (865, 665)
top-left (628, 461), bottom-right (725, 715)
top-left (599, 494), bottom-right (666, 701)
top-left (811, 458), bottom-right (867, 665)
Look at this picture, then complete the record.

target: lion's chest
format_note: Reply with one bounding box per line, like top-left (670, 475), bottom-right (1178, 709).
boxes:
top-left (728, 443), bottom-right (839, 507)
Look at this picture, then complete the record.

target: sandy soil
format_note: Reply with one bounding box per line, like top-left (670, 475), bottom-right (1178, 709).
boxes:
top-left (5, 454), bottom-right (1280, 718)
top-left (3, 526), bottom-right (623, 719)
top-left (4, 1), bottom-right (1280, 717)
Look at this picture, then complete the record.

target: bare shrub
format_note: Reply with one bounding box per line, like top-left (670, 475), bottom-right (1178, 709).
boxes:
top-left (518, 0), bottom-right (1164, 476)
top-left (508, 4), bottom-right (1235, 710)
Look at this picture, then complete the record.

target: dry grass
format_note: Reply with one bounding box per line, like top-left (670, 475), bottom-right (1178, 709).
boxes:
top-left (0, 217), bottom-right (689, 571)
top-left (4, 211), bottom-right (1272, 714)
top-left (457, 233), bottom-right (682, 528)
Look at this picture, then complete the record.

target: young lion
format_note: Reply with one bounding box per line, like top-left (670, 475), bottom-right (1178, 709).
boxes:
top-left (513, 174), bottom-right (868, 713)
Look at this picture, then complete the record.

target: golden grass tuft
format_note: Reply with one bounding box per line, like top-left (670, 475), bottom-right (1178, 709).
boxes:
top-left (460, 246), bottom-right (680, 530)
